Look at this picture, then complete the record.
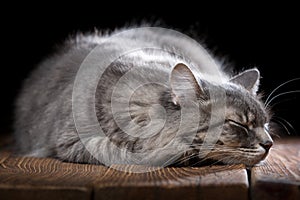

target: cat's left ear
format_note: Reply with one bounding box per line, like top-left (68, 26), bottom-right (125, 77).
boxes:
top-left (230, 68), bottom-right (260, 95)
top-left (170, 63), bottom-right (203, 105)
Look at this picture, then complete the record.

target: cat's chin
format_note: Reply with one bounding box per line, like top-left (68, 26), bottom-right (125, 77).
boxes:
top-left (248, 152), bottom-right (270, 167)
top-left (186, 159), bottom-right (258, 167)
top-left (171, 153), bottom-right (269, 167)
top-left (251, 160), bottom-right (268, 167)
top-left (208, 153), bottom-right (269, 167)
top-left (238, 155), bottom-right (269, 167)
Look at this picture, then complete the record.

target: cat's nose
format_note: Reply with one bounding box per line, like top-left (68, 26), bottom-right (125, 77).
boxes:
top-left (259, 141), bottom-right (273, 151)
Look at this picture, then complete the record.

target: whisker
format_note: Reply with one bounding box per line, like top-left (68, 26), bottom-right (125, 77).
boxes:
top-left (221, 155), bottom-right (236, 165)
top-left (174, 154), bottom-right (199, 166)
top-left (272, 116), bottom-right (296, 135)
top-left (272, 116), bottom-right (296, 133)
top-left (193, 153), bottom-right (233, 167)
top-left (190, 157), bottom-right (215, 167)
top-left (162, 147), bottom-right (196, 166)
top-left (207, 156), bottom-right (230, 166)
top-left (172, 146), bottom-right (224, 166)
top-left (265, 90), bottom-right (300, 108)
top-left (271, 118), bottom-right (291, 135)
top-left (166, 146), bottom-right (217, 166)
top-left (268, 97), bottom-right (297, 109)
top-left (267, 127), bottom-right (281, 138)
top-left (192, 159), bottom-right (213, 167)
top-left (264, 77), bottom-right (300, 106)
top-left (198, 152), bottom-right (227, 162)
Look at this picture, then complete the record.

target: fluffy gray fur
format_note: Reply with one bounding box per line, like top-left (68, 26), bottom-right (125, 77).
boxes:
top-left (14, 27), bottom-right (273, 167)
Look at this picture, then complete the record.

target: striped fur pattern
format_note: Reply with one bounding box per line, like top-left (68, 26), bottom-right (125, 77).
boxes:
top-left (14, 28), bottom-right (273, 167)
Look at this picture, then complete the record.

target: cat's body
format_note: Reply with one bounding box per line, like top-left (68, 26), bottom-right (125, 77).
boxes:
top-left (14, 27), bottom-right (273, 167)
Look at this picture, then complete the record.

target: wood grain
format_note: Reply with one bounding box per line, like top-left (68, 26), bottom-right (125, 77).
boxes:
top-left (94, 164), bottom-right (248, 200)
top-left (2, 135), bottom-right (299, 200)
top-left (0, 149), bottom-right (248, 200)
top-left (251, 138), bottom-right (300, 200)
top-left (0, 151), bottom-right (102, 200)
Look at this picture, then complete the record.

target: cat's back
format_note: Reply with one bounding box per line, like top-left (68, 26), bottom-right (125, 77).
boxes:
top-left (14, 33), bottom-right (107, 154)
top-left (14, 27), bottom-right (227, 156)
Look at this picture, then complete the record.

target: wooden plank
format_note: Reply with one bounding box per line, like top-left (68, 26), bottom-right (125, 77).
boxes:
top-left (94, 164), bottom-right (248, 200)
top-left (0, 185), bottom-right (90, 200)
top-left (0, 151), bottom-right (105, 200)
top-left (251, 138), bottom-right (300, 200)
top-left (0, 151), bottom-right (108, 186)
top-left (0, 149), bottom-right (249, 200)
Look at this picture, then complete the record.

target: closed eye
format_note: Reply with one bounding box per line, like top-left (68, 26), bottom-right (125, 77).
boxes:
top-left (226, 119), bottom-right (249, 135)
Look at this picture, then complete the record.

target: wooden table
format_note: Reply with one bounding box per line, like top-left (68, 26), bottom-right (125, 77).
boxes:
top-left (0, 136), bottom-right (299, 200)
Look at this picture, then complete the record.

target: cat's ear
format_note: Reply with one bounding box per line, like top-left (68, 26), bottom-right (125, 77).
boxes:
top-left (230, 68), bottom-right (260, 95)
top-left (170, 63), bottom-right (203, 105)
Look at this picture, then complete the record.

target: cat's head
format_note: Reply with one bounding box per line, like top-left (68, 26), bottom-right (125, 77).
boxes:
top-left (170, 63), bottom-right (273, 167)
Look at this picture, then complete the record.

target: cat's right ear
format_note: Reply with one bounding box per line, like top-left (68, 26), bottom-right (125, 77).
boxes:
top-left (170, 63), bottom-right (203, 105)
top-left (229, 68), bottom-right (260, 95)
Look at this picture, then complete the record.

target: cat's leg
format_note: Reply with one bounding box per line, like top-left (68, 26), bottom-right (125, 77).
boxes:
top-left (55, 131), bottom-right (101, 164)
top-left (22, 148), bottom-right (54, 158)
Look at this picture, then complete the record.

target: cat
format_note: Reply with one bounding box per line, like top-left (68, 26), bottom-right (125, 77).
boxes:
top-left (14, 26), bottom-right (273, 168)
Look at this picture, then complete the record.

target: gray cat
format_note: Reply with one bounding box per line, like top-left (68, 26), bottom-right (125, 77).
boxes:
top-left (14, 27), bottom-right (273, 167)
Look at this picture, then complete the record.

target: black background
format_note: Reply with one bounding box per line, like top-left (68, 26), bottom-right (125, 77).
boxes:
top-left (1, 3), bottom-right (299, 136)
